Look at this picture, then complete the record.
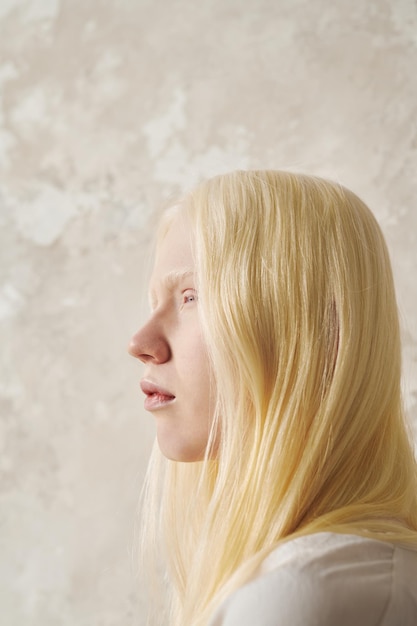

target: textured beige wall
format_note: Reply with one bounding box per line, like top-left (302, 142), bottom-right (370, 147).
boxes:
top-left (1, 1), bottom-right (416, 624)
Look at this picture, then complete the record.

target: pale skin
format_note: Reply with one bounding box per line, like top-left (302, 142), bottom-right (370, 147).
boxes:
top-left (128, 212), bottom-right (215, 462)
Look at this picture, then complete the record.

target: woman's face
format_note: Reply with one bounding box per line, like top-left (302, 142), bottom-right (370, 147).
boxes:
top-left (128, 212), bottom-right (215, 462)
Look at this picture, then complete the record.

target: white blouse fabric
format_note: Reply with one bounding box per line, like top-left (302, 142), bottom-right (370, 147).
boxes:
top-left (209, 532), bottom-right (417, 626)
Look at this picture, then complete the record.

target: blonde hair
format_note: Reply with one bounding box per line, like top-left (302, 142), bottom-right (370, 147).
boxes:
top-left (141, 170), bottom-right (417, 626)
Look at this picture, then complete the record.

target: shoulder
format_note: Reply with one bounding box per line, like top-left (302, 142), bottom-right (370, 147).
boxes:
top-left (210, 533), bottom-right (417, 626)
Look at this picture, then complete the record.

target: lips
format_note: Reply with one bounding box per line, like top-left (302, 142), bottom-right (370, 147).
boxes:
top-left (140, 380), bottom-right (176, 411)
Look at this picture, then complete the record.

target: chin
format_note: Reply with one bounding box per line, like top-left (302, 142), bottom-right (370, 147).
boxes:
top-left (156, 434), bottom-right (207, 463)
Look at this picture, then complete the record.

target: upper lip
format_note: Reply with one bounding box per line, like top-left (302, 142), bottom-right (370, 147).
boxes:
top-left (140, 379), bottom-right (175, 398)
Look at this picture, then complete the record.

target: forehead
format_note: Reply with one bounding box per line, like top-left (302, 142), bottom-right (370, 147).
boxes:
top-left (151, 213), bottom-right (195, 286)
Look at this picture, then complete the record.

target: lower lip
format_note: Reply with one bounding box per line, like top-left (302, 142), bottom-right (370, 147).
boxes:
top-left (144, 393), bottom-right (176, 411)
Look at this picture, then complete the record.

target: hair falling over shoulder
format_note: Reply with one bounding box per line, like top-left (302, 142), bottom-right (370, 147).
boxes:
top-left (140, 170), bottom-right (417, 626)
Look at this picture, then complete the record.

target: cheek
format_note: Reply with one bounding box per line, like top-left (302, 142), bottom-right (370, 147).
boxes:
top-left (178, 317), bottom-right (206, 359)
top-left (179, 326), bottom-right (212, 396)
top-left (190, 332), bottom-right (211, 378)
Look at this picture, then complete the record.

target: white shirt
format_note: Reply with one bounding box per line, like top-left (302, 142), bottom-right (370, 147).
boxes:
top-left (209, 532), bottom-right (417, 625)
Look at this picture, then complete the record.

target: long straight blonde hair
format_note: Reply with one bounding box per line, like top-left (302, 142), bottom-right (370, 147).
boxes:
top-left (140, 170), bottom-right (417, 626)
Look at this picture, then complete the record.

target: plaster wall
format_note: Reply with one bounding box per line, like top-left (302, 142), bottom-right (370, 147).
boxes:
top-left (0, 1), bottom-right (416, 624)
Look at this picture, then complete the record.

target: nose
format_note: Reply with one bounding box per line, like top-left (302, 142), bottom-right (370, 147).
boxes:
top-left (128, 317), bottom-right (171, 364)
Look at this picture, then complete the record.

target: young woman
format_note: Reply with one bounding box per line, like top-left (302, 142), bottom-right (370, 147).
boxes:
top-left (129, 170), bottom-right (417, 626)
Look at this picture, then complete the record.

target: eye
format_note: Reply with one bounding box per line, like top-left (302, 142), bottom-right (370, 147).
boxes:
top-left (182, 289), bottom-right (197, 305)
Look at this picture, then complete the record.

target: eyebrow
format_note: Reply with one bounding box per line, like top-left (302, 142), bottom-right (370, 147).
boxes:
top-left (164, 269), bottom-right (195, 290)
top-left (149, 269), bottom-right (195, 306)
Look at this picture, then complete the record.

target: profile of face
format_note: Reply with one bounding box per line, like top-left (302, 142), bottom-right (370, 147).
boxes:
top-left (128, 212), bottom-right (215, 462)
